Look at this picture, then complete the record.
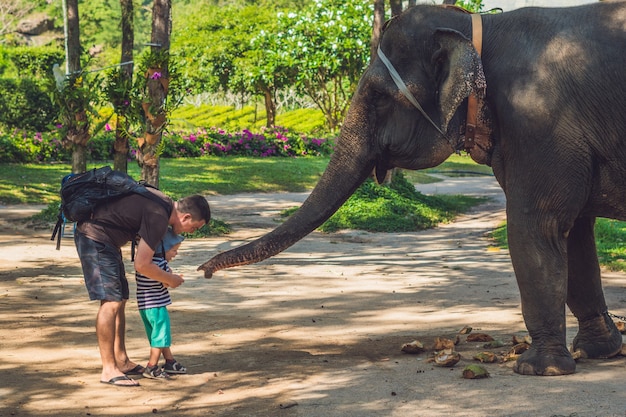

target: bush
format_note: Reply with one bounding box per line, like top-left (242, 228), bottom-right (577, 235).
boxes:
top-left (153, 126), bottom-right (334, 159)
top-left (0, 78), bottom-right (56, 131)
top-left (285, 172), bottom-right (481, 233)
top-left (0, 129), bottom-right (70, 163)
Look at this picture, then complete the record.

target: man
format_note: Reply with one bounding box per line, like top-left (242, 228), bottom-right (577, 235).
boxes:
top-left (74, 191), bottom-right (210, 386)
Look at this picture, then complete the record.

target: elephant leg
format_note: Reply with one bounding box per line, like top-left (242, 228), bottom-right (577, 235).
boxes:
top-left (506, 212), bottom-right (576, 376)
top-left (567, 217), bottom-right (622, 358)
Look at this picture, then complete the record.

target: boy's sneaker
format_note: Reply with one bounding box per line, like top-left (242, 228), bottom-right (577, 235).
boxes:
top-left (143, 365), bottom-right (170, 379)
top-left (162, 360), bottom-right (187, 374)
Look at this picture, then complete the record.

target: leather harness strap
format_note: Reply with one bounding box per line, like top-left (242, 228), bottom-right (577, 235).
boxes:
top-left (465, 13), bottom-right (483, 150)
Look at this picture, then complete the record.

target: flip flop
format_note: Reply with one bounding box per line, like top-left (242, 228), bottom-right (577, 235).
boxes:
top-left (124, 364), bottom-right (145, 375)
top-left (100, 375), bottom-right (140, 387)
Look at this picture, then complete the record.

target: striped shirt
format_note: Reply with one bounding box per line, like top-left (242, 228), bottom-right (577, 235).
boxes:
top-left (136, 256), bottom-right (172, 310)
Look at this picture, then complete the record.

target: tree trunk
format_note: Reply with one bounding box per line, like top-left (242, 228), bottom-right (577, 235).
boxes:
top-left (390, 0), bottom-right (402, 16)
top-left (138, 0), bottom-right (171, 187)
top-left (65, 0), bottom-right (88, 174)
top-left (264, 89), bottom-right (276, 127)
top-left (113, 0), bottom-right (134, 173)
top-left (370, 0), bottom-right (384, 59)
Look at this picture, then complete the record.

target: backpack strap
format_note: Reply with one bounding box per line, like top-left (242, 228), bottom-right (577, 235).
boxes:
top-left (131, 236), bottom-right (166, 261)
top-left (51, 212), bottom-right (64, 250)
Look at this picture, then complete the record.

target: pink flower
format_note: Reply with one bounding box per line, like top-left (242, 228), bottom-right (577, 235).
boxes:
top-left (105, 123), bottom-right (112, 132)
top-left (150, 71), bottom-right (162, 80)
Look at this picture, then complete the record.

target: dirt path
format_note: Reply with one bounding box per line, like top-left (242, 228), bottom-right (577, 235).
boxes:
top-left (1, 176), bottom-right (625, 417)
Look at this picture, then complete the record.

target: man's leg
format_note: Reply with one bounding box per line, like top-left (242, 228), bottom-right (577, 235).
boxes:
top-left (114, 299), bottom-right (133, 370)
top-left (97, 300), bottom-right (137, 385)
top-left (75, 232), bottom-right (139, 385)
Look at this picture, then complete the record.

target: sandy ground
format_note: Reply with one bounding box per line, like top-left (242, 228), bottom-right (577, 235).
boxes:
top-left (1, 175), bottom-right (626, 417)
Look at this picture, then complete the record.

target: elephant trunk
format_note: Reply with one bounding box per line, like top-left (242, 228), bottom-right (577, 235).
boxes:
top-left (198, 118), bottom-right (376, 278)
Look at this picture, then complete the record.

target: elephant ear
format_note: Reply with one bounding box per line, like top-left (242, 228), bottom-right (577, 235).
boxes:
top-left (432, 28), bottom-right (486, 132)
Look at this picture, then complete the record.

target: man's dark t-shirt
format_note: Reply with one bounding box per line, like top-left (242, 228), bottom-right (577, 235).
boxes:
top-left (76, 188), bottom-right (173, 251)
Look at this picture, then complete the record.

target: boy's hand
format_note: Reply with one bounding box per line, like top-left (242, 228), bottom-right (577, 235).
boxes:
top-left (168, 274), bottom-right (185, 288)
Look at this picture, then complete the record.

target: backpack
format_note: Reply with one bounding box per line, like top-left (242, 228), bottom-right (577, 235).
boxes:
top-left (51, 166), bottom-right (172, 250)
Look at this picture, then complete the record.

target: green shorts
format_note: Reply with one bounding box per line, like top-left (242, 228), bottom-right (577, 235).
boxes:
top-left (139, 306), bottom-right (172, 348)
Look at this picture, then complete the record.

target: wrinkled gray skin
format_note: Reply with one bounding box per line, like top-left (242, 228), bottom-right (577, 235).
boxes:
top-left (200, 3), bottom-right (626, 376)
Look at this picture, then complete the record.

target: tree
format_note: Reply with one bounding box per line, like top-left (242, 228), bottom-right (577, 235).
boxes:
top-left (370, 0), bottom-right (385, 59)
top-left (65, 0), bottom-right (90, 174)
top-left (137, 0), bottom-right (172, 187)
top-left (241, 12), bottom-right (301, 127)
top-left (389, 0), bottom-right (402, 16)
top-left (272, 0), bottom-right (372, 131)
top-left (173, 5), bottom-right (281, 126)
top-left (112, 0), bottom-right (134, 173)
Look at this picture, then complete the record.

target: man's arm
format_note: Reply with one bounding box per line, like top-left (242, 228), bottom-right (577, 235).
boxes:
top-left (134, 239), bottom-right (184, 288)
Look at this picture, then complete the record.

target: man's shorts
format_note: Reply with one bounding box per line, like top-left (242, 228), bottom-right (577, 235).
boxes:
top-left (139, 307), bottom-right (172, 348)
top-left (74, 231), bottom-right (129, 301)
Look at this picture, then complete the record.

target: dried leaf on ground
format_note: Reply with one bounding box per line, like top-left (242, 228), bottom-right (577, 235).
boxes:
top-left (462, 364), bottom-right (490, 379)
top-left (512, 335), bottom-right (532, 345)
top-left (503, 342), bottom-right (531, 362)
top-left (458, 326), bottom-right (473, 335)
top-left (433, 348), bottom-right (461, 367)
top-left (473, 351), bottom-right (498, 363)
top-left (466, 333), bottom-right (494, 342)
top-left (432, 336), bottom-right (458, 350)
top-left (401, 340), bottom-right (425, 354)
top-left (483, 340), bottom-right (505, 349)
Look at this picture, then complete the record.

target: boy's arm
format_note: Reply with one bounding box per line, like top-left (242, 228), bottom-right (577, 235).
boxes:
top-left (134, 239), bottom-right (184, 288)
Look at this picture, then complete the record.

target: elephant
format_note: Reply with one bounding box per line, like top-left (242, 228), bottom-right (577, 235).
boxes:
top-left (199, 2), bottom-right (626, 376)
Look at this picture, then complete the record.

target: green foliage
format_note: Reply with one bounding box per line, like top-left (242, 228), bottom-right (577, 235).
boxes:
top-left (456, 0), bottom-right (485, 13)
top-left (595, 219), bottom-right (626, 272)
top-left (0, 128), bottom-right (120, 163)
top-left (47, 68), bottom-right (107, 144)
top-left (267, 0), bottom-right (372, 130)
top-left (488, 218), bottom-right (626, 273)
top-left (75, 0), bottom-right (152, 65)
top-left (182, 219), bottom-right (231, 238)
top-left (0, 78), bottom-right (56, 131)
top-left (171, 104), bottom-right (327, 134)
top-left (102, 66), bottom-right (137, 118)
top-left (307, 172), bottom-right (484, 233)
top-left (173, 4), bottom-right (277, 94)
top-left (0, 45), bottom-right (62, 130)
top-left (79, 0), bottom-right (125, 48)
top-left (488, 223), bottom-right (508, 249)
top-left (4, 45), bottom-right (64, 79)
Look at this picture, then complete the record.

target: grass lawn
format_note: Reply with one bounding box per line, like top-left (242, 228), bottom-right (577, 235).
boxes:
top-left (0, 153), bottom-right (486, 205)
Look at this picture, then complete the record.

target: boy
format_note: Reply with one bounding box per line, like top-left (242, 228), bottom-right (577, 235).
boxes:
top-left (136, 228), bottom-right (188, 379)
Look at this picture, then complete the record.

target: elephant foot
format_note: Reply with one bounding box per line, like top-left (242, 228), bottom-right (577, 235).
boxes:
top-left (513, 345), bottom-right (576, 376)
top-left (572, 312), bottom-right (623, 359)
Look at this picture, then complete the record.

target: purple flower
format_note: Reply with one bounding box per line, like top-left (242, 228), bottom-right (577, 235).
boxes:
top-left (150, 71), bottom-right (162, 80)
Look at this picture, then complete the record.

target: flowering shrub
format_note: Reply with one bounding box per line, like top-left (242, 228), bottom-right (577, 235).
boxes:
top-left (0, 125), bottom-right (335, 163)
top-left (150, 126), bottom-right (334, 159)
top-left (0, 127), bottom-right (70, 162)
